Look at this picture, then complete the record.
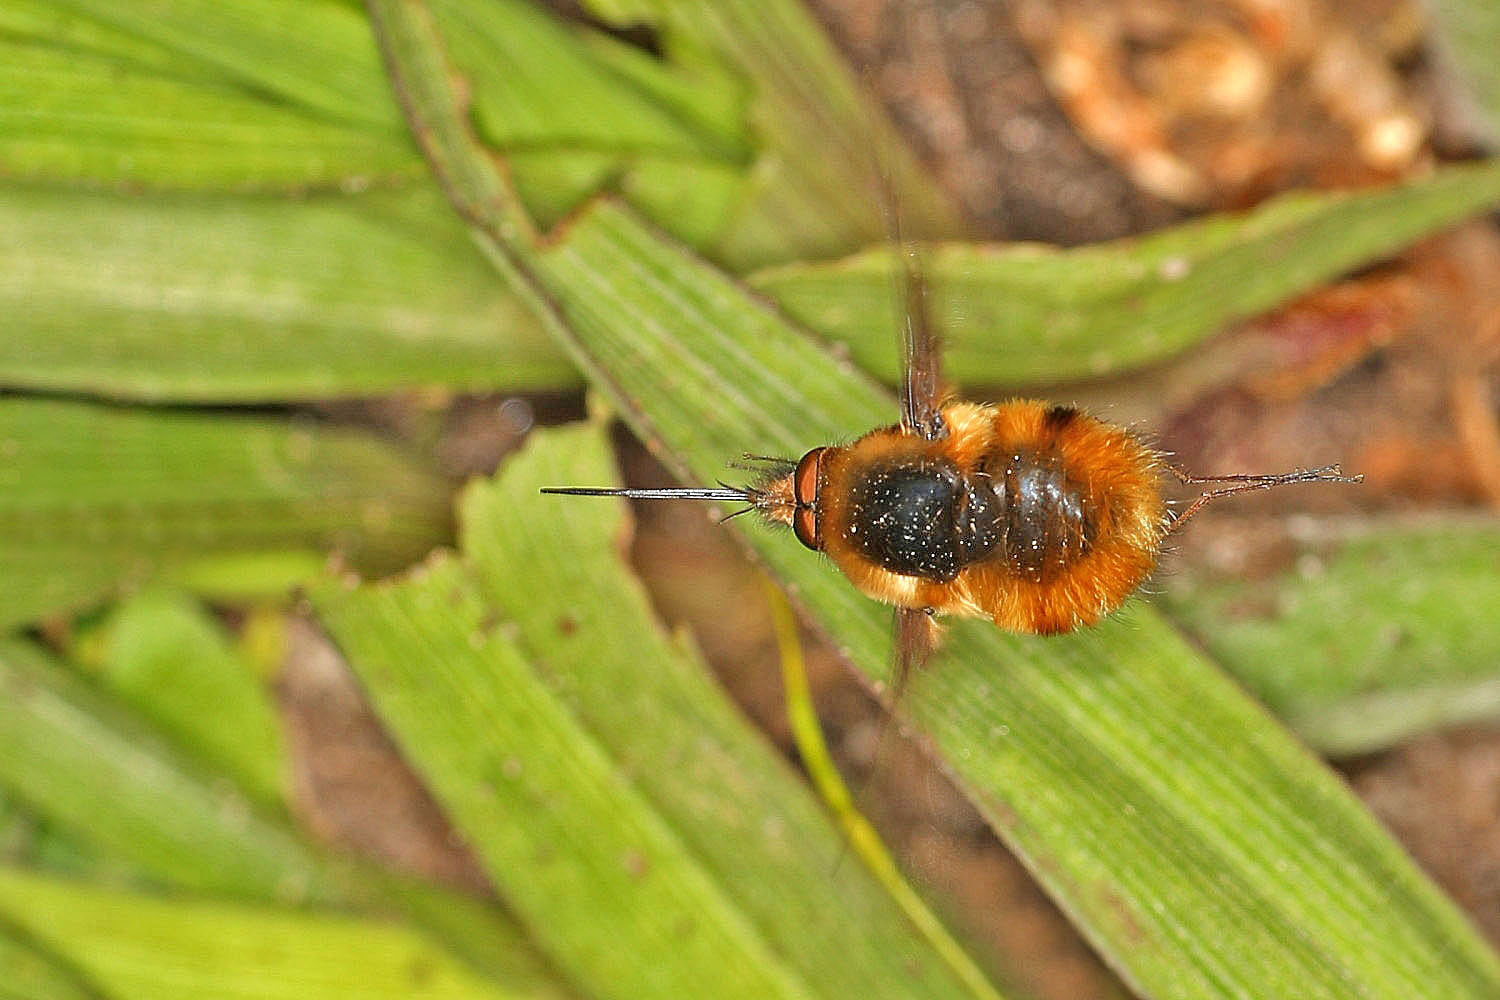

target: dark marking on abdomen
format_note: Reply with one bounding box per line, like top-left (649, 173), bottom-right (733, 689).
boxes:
top-left (992, 451), bottom-right (1093, 583)
top-left (844, 451), bottom-right (1091, 585)
top-left (1043, 405), bottom-right (1079, 432)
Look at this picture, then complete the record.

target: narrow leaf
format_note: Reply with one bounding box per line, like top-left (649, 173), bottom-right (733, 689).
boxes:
top-left (317, 556), bottom-right (823, 1000)
top-left (47, 0), bottom-right (402, 130)
top-left (358, 4), bottom-right (1500, 995)
top-left (749, 161), bottom-right (1500, 385)
top-left (313, 419), bottom-right (996, 995)
top-left (764, 581), bottom-right (1004, 1000)
top-left (0, 789), bottom-right (98, 881)
top-left (578, 26), bottom-right (750, 153)
top-left (0, 934), bottom-right (95, 1000)
top-left (431, 0), bottom-right (742, 159)
top-left (0, 398), bottom-right (449, 628)
top-left (423, 0), bottom-right (752, 242)
top-left (1162, 518), bottom-right (1500, 755)
top-left (0, 640), bottom-right (329, 900)
top-left (618, 156), bottom-right (746, 248)
top-left (504, 149), bottom-right (621, 231)
top-left (0, 187), bottom-right (568, 403)
top-left (580, 0), bottom-right (965, 268)
top-left (524, 197), bottom-right (1500, 999)
top-left (0, 639), bottom-right (576, 998)
top-left (0, 0), bottom-right (221, 81)
top-left (0, 867), bottom-right (522, 1000)
top-left (91, 589), bottom-right (286, 807)
top-left (462, 422), bottom-right (993, 1000)
top-left (316, 424), bottom-right (993, 1000)
top-left (0, 37), bottom-right (420, 190)
top-left (399, 0), bottom-right (960, 266)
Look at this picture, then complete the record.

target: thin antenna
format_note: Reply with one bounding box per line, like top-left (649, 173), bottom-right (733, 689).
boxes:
top-left (540, 487), bottom-right (751, 502)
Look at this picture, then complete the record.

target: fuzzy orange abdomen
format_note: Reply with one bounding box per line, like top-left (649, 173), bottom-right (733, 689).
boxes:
top-left (816, 401), bottom-right (1169, 635)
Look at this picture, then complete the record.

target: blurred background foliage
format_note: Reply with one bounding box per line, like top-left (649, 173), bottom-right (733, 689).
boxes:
top-left (3, 1), bottom-right (1500, 998)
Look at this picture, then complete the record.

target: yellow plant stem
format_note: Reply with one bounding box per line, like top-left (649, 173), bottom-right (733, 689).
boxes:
top-left (762, 577), bottom-right (1007, 1000)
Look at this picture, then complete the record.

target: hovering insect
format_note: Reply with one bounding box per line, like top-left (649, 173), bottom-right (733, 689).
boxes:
top-left (543, 232), bottom-right (1359, 684)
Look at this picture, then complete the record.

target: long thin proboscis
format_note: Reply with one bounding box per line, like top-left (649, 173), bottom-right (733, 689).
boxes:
top-left (540, 487), bottom-right (751, 502)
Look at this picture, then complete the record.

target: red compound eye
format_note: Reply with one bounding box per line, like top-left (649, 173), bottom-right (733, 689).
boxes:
top-left (793, 506), bottom-right (818, 551)
top-left (794, 448), bottom-right (823, 506)
top-left (792, 448), bottom-right (824, 551)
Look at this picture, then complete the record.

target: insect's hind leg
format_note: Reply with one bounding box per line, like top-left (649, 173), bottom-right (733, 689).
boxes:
top-left (1164, 463), bottom-right (1362, 531)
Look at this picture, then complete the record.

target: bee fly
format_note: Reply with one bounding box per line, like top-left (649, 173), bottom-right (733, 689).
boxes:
top-left (543, 219), bottom-right (1359, 686)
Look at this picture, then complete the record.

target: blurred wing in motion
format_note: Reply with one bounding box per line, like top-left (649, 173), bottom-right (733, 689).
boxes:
top-left (894, 229), bottom-right (947, 442)
top-left (889, 605), bottom-right (937, 708)
top-left (881, 183), bottom-right (948, 442)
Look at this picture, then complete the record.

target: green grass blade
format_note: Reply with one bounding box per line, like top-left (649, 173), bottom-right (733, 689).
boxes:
top-left (86, 589), bottom-right (286, 807)
top-left (0, 639), bottom-right (576, 997)
top-left (364, 0), bottom-right (535, 246)
top-left (1162, 517), bottom-right (1500, 755)
top-left (0, 36), bottom-right (420, 190)
top-left (577, 26), bottom-right (750, 155)
top-left (0, 935), bottom-right (96, 1000)
top-left (0, 187), bottom-right (567, 402)
top-left (524, 199), bottom-right (1500, 998)
top-left (353, 23), bottom-right (989, 995)
top-left (764, 580), bottom-right (1006, 1000)
top-left (317, 558), bottom-right (825, 1000)
top-left (427, 0), bottom-right (751, 238)
top-left (357, 4), bottom-right (1500, 993)
top-left (0, 398), bottom-right (449, 628)
top-left (315, 427), bottom-right (995, 1000)
top-left (0, 788), bottom-right (99, 882)
top-left (749, 161), bottom-right (1500, 385)
top-left (46, 0), bottom-right (402, 130)
top-left (618, 0), bottom-right (964, 268)
top-left (616, 156), bottom-right (747, 247)
top-left (0, 867), bottom-right (525, 1000)
top-left (565, 0), bottom-right (965, 267)
top-left (463, 422), bottom-right (995, 999)
top-left (0, 640), bottom-right (330, 900)
top-left (410, 0), bottom-right (961, 266)
top-left (431, 0), bottom-right (741, 159)
top-left (0, 0), bottom-right (221, 80)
